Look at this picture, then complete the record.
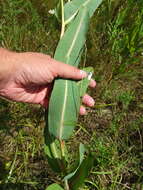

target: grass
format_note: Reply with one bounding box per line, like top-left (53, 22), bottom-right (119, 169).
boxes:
top-left (0, 0), bottom-right (143, 189)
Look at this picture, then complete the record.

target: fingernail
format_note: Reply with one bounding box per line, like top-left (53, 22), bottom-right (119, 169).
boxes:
top-left (80, 70), bottom-right (87, 78)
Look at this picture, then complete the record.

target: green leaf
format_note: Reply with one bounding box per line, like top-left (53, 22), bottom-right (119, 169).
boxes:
top-left (46, 183), bottom-right (64, 190)
top-left (44, 111), bottom-right (66, 173)
top-left (44, 138), bottom-right (62, 173)
top-left (64, 0), bottom-right (103, 24)
top-left (54, 1), bottom-right (61, 22)
top-left (48, 8), bottom-right (89, 140)
top-left (48, 1), bottom-right (102, 140)
top-left (78, 67), bottom-right (94, 97)
top-left (69, 154), bottom-right (94, 190)
top-left (64, 143), bottom-right (85, 181)
top-left (54, 8), bottom-right (89, 65)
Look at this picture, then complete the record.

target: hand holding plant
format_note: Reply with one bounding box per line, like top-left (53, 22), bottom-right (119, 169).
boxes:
top-left (0, 49), bottom-right (95, 114)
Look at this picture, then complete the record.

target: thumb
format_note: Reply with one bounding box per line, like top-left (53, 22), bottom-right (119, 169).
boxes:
top-left (51, 59), bottom-right (87, 80)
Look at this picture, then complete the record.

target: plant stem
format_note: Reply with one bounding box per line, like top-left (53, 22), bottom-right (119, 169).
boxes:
top-left (60, 140), bottom-right (67, 172)
top-left (65, 179), bottom-right (70, 190)
top-left (60, 140), bottom-right (65, 158)
top-left (60, 0), bottom-right (65, 38)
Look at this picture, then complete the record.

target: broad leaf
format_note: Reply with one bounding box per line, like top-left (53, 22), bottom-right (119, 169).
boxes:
top-left (64, 0), bottom-right (103, 24)
top-left (46, 183), bottom-right (64, 190)
top-left (48, 8), bottom-right (89, 140)
top-left (54, 8), bottom-right (89, 65)
top-left (64, 143), bottom-right (85, 181)
top-left (69, 154), bottom-right (94, 190)
top-left (48, 1), bottom-right (102, 140)
top-left (44, 111), bottom-right (66, 173)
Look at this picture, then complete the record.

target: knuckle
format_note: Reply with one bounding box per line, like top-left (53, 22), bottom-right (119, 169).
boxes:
top-left (49, 74), bottom-right (54, 82)
top-left (72, 67), bottom-right (79, 75)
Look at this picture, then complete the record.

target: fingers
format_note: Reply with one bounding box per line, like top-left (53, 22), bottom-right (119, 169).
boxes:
top-left (42, 56), bottom-right (96, 114)
top-left (82, 94), bottom-right (95, 107)
top-left (50, 58), bottom-right (97, 88)
top-left (89, 79), bottom-right (96, 88)
top-left (79, 94), bottom-right (95, 115)
top-left (50, 58), bottom-right (87, 80)
top-left (80, 106), bottom-right (86, 115)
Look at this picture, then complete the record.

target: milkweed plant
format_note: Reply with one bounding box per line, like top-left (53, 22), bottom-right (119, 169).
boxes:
top-left (44, 0), bottom-right (103, 189)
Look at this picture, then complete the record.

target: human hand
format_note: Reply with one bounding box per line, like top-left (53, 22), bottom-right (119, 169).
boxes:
top-left (0, 49), bottom-right (96, 115)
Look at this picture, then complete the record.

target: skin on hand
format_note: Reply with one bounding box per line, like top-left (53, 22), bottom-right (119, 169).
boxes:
top-left (0, 48), bottom-right (96, 115)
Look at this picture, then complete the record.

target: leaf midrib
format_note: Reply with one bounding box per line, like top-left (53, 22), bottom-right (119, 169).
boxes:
top-left (58, 9), bottom-right (87, 139)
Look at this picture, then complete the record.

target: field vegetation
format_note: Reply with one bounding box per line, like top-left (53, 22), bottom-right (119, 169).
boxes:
top-left (0, 0), bottom-right (143, 189)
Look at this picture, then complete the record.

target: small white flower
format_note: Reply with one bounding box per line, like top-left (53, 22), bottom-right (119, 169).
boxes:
top-left (48, 9), bottom-right (55, 15)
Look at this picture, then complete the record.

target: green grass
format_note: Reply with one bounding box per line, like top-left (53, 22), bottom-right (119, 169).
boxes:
top-left (0, 0), bottom-right (143, 189)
